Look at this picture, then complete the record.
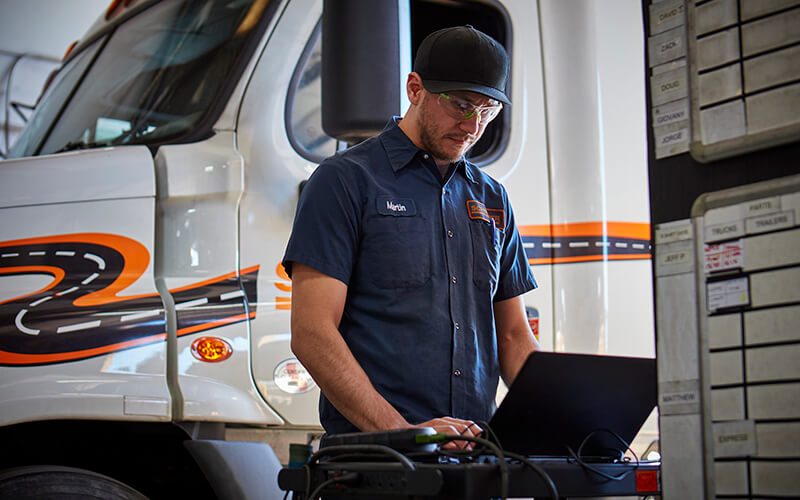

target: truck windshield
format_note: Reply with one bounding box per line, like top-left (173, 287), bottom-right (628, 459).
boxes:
top-left (9, 0), bottom-right (273, 158)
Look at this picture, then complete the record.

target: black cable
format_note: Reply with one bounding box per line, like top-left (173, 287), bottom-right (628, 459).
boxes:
top-left (438, 434), bottom-right (509, 500)
top-left (308, 444), bottom-right (416, 470)
top-left (474, 419), bottom-right (501, 447)
top-left (302, 429), bottom-right (560, 500)
top-left (303, 464), bottom-right (311, 500)
top-left (301, 444), bottom-right (417, 500)
top-left (321, 452), bottom-right (398, 463)
top-left (504, 450), bottom-right (559, 499)
top-left (436, 447), bottom-right (480, 461)
top-left (566, 428), bottom-right (639, 481)
top-left (463, 428), bottom-right (559, 499)
top-left (580, 428), bottom-right (638, 465)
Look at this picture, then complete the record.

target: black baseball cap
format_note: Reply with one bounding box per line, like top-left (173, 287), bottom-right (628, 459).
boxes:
top-left (413, 26), bottom-right (511, 105)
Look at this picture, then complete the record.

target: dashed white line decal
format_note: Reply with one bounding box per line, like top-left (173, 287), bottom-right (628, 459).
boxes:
top-left (83, 253), bottom-right (106, 270)
top-left (82, 273), bottom-right (100, 285)
top-left (120, 310), bottom-right (162, 322)
top-left (615, 242), bottom-right (629, 248)
top-left (57, 320), bottom-right (102, 334)
top-left (15, 309), bottom-right (40, 335)
top-left (175, 297), bottom-right (209, 310)
top-left (569, 242), bottom-right (589, 248)
top-left (0, 246), bottom-right (260, 364)
top-left (56, 286), bottom-right (80, 297)
top-left (633, 243), bottom-right (646, 249)
top-left (220, 290), bottom-right (245, 301)
top-left (30, 296), bottom-right (53, 307)
top-left (542, 242), bottom-right (562, 248)
top-left (523, 242), bottom-right (535, 248)
top-left (595, 241), bottom-right (610, 247)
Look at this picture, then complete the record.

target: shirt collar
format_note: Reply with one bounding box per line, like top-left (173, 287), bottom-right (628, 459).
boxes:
top-left (380, 118), bottom-right (479, 184)
top-left (380, 118), bottom-right (419, 173)
top-left (461, 158), bottom-right (479, 184)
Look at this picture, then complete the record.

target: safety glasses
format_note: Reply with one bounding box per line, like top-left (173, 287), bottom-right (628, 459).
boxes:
top-left (437, 92), bottom-right (502, 124)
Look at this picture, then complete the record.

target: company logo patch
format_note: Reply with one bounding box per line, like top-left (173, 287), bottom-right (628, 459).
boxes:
top-left (377, 196), bottom-right (417, 216)
top-left (467, 200), bottom-right (505, 229)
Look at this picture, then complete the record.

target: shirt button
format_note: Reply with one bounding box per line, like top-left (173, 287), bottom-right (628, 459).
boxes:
top-left (455, 322), bottom-right (460, 330)
top-left (424, 154), bottom-right (429, 160)
top-left (454, 369), bottom-right (462, 377)
top-left (447, 230), bottom-right (454, 238)
top-left (451, 275), bottom-right (457, 284)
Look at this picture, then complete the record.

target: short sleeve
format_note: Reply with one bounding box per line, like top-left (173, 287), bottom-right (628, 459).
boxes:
top-left (494, 196), bottom-right (537, 302)
top-left (282, 160), bottom-right (362, 285)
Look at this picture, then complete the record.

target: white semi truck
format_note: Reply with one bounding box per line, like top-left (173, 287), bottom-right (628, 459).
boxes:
top-left (0, 0), bottom-right (655, 497)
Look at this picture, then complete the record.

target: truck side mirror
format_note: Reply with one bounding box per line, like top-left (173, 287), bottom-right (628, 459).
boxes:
top-left (321, 0), bottom-right (404, 144)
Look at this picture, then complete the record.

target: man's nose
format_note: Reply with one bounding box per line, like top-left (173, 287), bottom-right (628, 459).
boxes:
top-left (459, 113), bottom-right (481, 135)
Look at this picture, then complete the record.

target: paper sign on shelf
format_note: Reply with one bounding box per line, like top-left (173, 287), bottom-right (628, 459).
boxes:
top-left (704, 240), bottom-right (744, 273)
top-left (707, 277), bottom-right (749, 312)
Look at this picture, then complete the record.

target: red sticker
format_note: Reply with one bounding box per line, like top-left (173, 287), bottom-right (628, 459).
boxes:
top-left (636, 470), bottom-right (659, 492)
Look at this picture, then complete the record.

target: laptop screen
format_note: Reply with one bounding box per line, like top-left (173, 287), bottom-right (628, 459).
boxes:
top-left (488, 351), bottom-right (657, 458)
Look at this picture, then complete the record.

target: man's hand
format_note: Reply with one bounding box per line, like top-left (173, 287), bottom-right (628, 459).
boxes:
top-left (415, 416), bottom-right (483, 451)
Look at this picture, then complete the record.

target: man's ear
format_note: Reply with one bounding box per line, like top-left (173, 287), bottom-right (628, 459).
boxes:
top-left (406, 72), bottom-right (425, 106)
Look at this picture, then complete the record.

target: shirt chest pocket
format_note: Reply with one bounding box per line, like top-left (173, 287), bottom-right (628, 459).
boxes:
top-left (470, 221), bottom-right (503, 293)
top-left (363, 215), bottom-right (431, 289)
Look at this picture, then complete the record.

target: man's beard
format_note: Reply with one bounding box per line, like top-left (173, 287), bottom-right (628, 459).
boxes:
top-left (417, 95), bottom-right (475, 163)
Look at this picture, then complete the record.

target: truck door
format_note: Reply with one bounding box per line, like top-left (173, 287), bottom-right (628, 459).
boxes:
top-left (0, 144), bottom-right (170, 424)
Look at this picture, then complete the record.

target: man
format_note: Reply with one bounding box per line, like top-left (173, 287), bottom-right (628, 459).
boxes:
top-left (282, 26), bottom-right (539, 446)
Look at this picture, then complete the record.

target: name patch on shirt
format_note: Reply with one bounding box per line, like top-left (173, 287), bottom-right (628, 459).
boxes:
top-left (377, 196), bottom-right (417, 216)
top-left (467, 200), bottom-right (506, 229)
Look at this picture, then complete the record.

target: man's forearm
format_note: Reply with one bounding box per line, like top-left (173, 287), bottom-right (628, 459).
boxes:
top-left (498, 330), bottom-right (538, 385)
top-left (494, 295), bottom-right (541, 386)
top-left (291, 324), bottom-right (409, 431)
top-left (289, 264), bottom-right (408, 431)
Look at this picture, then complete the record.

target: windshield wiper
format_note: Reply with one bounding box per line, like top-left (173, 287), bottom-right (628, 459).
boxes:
top-left (54, 140), bottom-right (109, 154)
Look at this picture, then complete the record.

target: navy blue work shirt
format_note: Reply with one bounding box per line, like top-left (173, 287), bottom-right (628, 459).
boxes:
top-left (282, 119), bottom-right (536, 434)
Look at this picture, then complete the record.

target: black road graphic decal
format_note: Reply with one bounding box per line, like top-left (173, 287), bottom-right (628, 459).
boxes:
top-left (1, 233), bottom-right (258, 365)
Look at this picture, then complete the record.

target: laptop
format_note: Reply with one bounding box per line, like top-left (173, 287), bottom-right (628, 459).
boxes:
top-left (488, 351), bottom-right (657, 458)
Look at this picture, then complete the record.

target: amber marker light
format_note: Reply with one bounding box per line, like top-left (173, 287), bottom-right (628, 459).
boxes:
top-left (191, 337), bottom-right (233, 363)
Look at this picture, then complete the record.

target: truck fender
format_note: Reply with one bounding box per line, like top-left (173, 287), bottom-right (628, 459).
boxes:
top-left (183, 440), bottom-right (283, 500)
